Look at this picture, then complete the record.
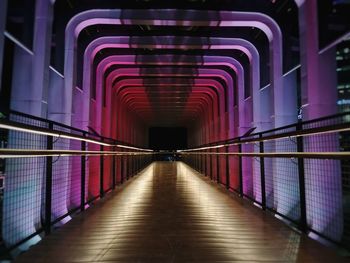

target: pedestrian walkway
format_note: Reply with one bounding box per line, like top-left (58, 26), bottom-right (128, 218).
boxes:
top-left (15, 162), bottom-right (346, 262)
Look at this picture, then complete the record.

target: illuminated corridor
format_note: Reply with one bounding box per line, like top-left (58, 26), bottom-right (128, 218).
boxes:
top-left (0, 0), bottom-right (350, 261)
top-left (13, 162), bottom-right (345, 262)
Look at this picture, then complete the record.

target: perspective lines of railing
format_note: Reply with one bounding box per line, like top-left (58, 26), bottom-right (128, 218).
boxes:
top-left (0, 110), bottom-right (153, 258)
top-left (1, 110), bottom-right (350, 258)
top-left (180, 111), bottom-right (350, 253)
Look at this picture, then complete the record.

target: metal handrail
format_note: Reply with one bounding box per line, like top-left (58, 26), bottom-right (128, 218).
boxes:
top-left (0, 149), bottom-right (154, 158)
top-left (181, 151), bottom-right (350, 159)
top-left (182, 112), bottom-right (350, 152)
top-left (0, 113), bottom-right (153, 152)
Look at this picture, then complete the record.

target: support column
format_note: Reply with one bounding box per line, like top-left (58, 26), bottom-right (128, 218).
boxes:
top-left (3, 0), bottom-right (55, 248)
top-left (0, 0), bottom-right (7, 92)
top-left (298, 0), bottom-right (342, 241)
top-left (32, 0), bottom-right (54, 117)
top-left (11, 0), bottom-right (54, 117)
top-left (299, 0), bottom-right (337, 119)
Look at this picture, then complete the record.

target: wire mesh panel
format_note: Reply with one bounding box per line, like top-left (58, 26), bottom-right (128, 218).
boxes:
top-left (218, 147), bottom-right (226, 185)
top-left (58, 130), bottom-right (83, 213)
top-left (264, 155), bottom-right (274, 210)
top-left (68, 155), bottom-right (81, 211)
top-left (2, 157), bottom-right (46, 247)
top-left (205, 153), bottom-right (210, 179)
top-left (340, 131), bottom-right (350, 249)
top-left (341, 158), bottom-right (350, 248)
top-left (1, 112), bottom-right (48, 247)
top-left (51, 155), bottom-right (71, 223)
top-left (264, 157), bottom-right (300, 222)
top-left (87, 143), bottom-right (100, 202)
top-left (181, 112), bottom-right (350, 253)
top-left (0, 128), bottom-right (6, 252)
top-left (50, 125), bottom-right (77, 223)
top-left (0, 111), bottom-right (153, 257)
top-left (1, 108), bottom-right (350, 255)
top-left (228, 145), bottom-right (240, 192)
top-left (116, 155), bottom-right (122, 184)
top-left (103, 154), bottom-right (112, 192)
top-left (303, 117), bottom-right (344, 243)
top-left (262, 126), bottom-right (300, 221)
top-left (241, 144), bottom-right (254, 199)
top-left (125, 155), bottom-right (130, 180)
top-left (304, 157), bottom-right (343, 242)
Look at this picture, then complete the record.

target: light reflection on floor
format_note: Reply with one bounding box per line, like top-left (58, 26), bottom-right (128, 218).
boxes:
top-left (15, 162), bottom-right (346, 263)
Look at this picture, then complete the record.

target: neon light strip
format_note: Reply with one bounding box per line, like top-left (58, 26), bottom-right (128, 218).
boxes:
top-left (4, 31), bottom-right (34, 55)
top-left (0, 149), bottom-right (153, 158)
top-left (180, 152), bottom-right (350, 158)
top-left (180, 126), bottom-right (350, 152)
top-left (49, 66), bottom-right (64, 78)
top-left (115, 144), bottom-right (152, 151)
top-left (0, 123), bottom-right (153, 152)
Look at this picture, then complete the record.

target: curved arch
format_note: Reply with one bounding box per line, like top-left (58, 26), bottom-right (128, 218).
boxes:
top-left (112, 78), bottom-right (225, 143)
top-left (64, 9), bottom-right (282, 127)
top-left (79, 36), bottom-right (258, 132)
top-left (109, 69), bottom-right (233, 144)
top-left (117, 87), bottom-right (217, 147)
top-left (93, 54), bottom-right (246, 137)
top-left (118, 88), bottom-right (217, 128)
top-left (107, 67), bottom-right (234, 139)
top-left (83, 37), bottom-right (258, 125)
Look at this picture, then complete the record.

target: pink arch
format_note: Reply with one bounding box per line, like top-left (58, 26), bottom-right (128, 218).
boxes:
top-left (93, 54), bottom-right (246, 136)
top-left (78, 37), bottom-right (258, 132)
top-left (64, 9), bottom-right (282, 128)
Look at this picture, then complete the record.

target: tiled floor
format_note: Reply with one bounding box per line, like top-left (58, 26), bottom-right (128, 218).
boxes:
top-left (15, 162), bottom-right (347, 262)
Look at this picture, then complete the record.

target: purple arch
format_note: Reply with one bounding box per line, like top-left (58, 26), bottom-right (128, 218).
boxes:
top-left (79, 36), bottom-right (259, 132)
top-left (113, 78), bottom-right (226, 143)
top-left (64, 9), bottom-right (283, 128)
top-left (93, 55), bottom-right (245, 137)
top-left (117, 86), bottom-right (220, 140)
top-left (107, 67), bottom-right (234, 140)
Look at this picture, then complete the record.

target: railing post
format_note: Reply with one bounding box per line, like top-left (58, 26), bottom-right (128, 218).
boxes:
top-left (197, 154), bottom-right (199, 171)
top-left (138, 154), bottom-right (140, 172)
top-left (136, 153), bottom-right (139, 173)
top-left (194, 154), bottom-right (196, 169)
top-left (297, 122), bottom-right (307, 233)
top-left (121, 153), bottom-right (124, 184)
top-left (210, 150), bottom-right (213, 180)
top-left (198, 153), bottom-right (201, 172)
top-left (134, 154), bottom-right (136, 175)
top-left (198, 154), bottom-right (200, 172)
top-left (130, 155), bottom-right (133, 177)
top-left (201, 154), bottom-right (204, 173)
top-left (45, 122), bottom-right (53, 235)
top-left (112, 146), bottom-right (116, 189)
top-left (80, 134), bottom-right (86, 212)
top-left (259, 134), bottom-right (266, 210)
top-left (126, 155), bottom-right (129, 180)
top-left (216, 148), bottom-right (220, 184)
top-left (194, 154), bottom-right (196, 170)
top-left (238, 141), bottom-right (243, 197)
top-left (135, 154), bottom-right (138, 174)
top-left (100, 144), bottom-right (104, 198)
top-left (225, 145), bottom-right (230, 189)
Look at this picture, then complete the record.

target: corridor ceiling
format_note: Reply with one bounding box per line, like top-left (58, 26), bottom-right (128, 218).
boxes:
top-left (8, 0), bottom-right (347, 130)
